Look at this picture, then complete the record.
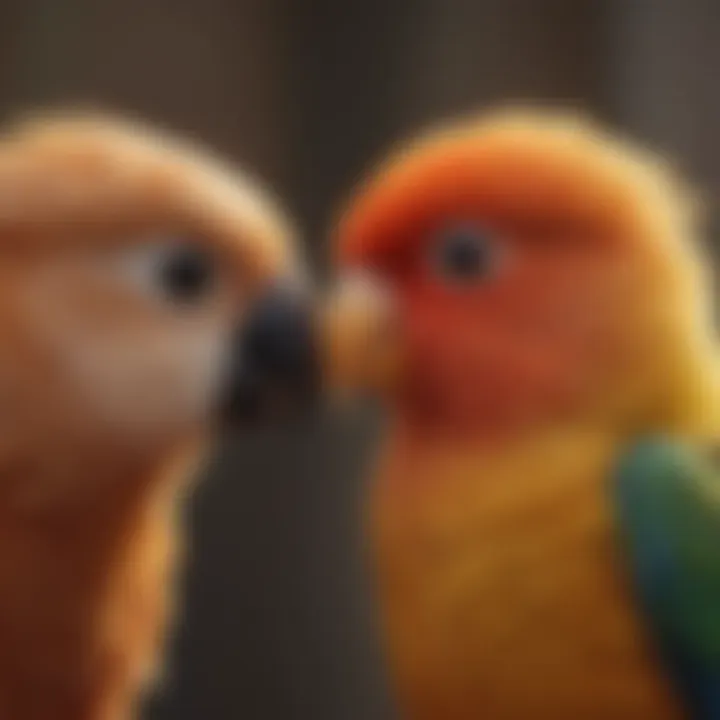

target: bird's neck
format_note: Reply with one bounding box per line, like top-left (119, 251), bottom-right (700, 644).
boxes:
top-left (0, 437), bottom-right (195, 720)
top-left (374, 420), bottom-right (621, 520)
top-left (370, 422), bottom-right (681, 718)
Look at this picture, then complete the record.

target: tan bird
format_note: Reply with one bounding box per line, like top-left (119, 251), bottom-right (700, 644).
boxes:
top-left (0, 113), bottom-right (317, 720)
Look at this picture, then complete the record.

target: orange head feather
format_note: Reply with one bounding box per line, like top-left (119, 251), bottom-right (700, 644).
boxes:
top-left (327, 110), bottom-right (717, 443)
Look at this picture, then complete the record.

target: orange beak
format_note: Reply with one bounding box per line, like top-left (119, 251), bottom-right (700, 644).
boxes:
top-left (321, 270), bottom-right (402, 399)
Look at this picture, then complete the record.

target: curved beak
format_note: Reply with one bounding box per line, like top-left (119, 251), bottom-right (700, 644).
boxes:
top-left (221, 280), bottom-right (320, 425)
top-left (321, 271), bottom-right (400, 397)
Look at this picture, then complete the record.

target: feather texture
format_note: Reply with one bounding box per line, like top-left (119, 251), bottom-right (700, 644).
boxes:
top-left (615, 438), bottom-right (720, 718)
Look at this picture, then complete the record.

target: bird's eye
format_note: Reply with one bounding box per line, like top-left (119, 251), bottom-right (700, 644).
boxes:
top-left (434, 225), bottom-right (496, 283)
top-left (158, 244), bottom-right (215, 303)
top-left (114, 240), bottom-right (217, 306)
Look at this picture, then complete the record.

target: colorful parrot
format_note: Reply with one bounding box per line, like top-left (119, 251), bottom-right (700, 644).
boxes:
top-left (323, 110), bottom-right (720, 718)
top-left (0, 113), bottom-right (317, 719)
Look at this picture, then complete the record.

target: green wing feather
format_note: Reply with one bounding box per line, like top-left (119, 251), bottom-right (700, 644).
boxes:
top-left (615, 438), bottom-right (720, 717)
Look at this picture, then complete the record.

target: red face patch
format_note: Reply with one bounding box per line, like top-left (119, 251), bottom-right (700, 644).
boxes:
top-left (336, 135), bottom-right (638, 438)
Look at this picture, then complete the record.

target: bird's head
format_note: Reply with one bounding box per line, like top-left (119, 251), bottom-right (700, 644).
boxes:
top-left (0, 114), bottom-right (319, 476)
top-left (325, 110), bottom-right (718, 443)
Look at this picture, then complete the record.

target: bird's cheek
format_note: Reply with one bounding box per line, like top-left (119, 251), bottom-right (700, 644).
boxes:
top-left (321, 271), bottom-right (403, 399)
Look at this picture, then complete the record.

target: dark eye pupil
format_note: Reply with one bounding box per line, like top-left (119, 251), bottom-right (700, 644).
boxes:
top-left (437, 228), bottom-right (491, 281)
top-left (160, 246), bottom-right (214, 302)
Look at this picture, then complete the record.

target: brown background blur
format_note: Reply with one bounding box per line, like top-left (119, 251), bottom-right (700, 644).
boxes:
top-left (0, 1), bottom-right (717, 718)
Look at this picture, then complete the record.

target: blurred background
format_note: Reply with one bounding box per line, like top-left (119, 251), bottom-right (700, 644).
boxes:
top-left (0, 0), bottom-right (717, 717)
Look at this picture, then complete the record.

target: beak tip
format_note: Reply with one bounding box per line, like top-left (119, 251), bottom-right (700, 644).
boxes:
top-left (220, 281), bottom-right (320, 427)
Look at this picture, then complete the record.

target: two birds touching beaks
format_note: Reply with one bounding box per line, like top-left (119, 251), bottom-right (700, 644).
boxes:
top-left (0, 107), bottom-right (718, 720)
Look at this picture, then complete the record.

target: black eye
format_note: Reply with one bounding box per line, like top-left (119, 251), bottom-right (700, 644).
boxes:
top-left (159, 245), bottom-right (215, 303)
top-left (434, 225), bottom-right (495, 283)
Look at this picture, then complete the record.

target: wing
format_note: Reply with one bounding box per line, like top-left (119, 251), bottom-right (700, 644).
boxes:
top-left (614, 438), bottom-right (720, 718)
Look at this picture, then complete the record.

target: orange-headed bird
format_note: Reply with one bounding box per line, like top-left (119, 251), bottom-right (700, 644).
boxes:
top-left (323, 110), bottom-right (720, 719)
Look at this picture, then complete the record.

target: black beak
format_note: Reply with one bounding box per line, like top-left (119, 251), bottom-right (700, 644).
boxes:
top-left (221, 282), bottom-right (319, 425)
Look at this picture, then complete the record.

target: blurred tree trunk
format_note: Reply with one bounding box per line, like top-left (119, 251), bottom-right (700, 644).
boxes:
top-left (606, 0), bottom-right (720, 188)
top-left (605, 0), bottom-right (720, 247)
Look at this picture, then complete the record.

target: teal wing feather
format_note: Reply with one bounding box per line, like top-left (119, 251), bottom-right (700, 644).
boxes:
top-left (614, 438), bottom-right (720, 718)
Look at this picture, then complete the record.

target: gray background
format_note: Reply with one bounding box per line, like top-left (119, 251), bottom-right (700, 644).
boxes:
top-left (0, 1), bottom-right (717, 717)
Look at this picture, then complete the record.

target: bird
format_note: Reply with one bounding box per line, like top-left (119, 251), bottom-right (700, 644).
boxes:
top-left (322, 109), bottom-right (720, 718)
top-left (0, 111), bottom-right (318, 720)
